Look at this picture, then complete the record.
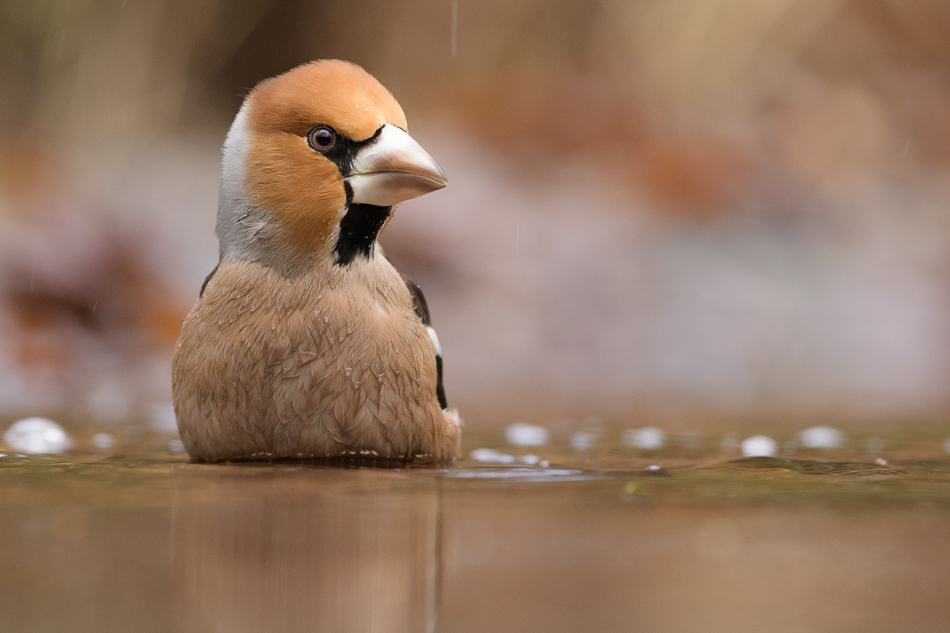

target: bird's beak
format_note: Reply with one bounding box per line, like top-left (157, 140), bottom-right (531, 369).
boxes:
top-left (346, 124), bottom-right (448, 206)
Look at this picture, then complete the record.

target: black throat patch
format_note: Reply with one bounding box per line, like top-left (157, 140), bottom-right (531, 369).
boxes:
top-left (321, 126), bottom-right (389, 267)
top-left (334, 203), bottom-right (391, 266)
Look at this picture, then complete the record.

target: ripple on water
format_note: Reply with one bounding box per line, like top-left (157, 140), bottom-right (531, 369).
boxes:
top-left (443, 467), bottom-right (600, 482)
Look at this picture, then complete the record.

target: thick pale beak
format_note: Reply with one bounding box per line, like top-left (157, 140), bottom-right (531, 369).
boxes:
top-left (345, 124), bottom-right (448, 206)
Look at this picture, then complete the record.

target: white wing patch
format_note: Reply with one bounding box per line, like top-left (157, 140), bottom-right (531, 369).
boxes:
top-left (426, 326), bottom-right (442, 357)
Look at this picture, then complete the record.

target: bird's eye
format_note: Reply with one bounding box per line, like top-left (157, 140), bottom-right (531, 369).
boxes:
top-left (307, 126), bottom-right (337, 152)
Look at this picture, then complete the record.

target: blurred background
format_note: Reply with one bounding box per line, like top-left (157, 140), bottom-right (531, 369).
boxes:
top-left (2, 0), bottom-right (950, 434)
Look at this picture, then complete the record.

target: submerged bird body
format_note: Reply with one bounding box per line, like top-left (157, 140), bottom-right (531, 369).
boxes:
top-left (172, 61), bottom-right (460, 461)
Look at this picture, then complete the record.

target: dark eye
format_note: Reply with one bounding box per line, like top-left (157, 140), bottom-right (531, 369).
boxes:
top-left (307, 126), bottom-right (337, 152)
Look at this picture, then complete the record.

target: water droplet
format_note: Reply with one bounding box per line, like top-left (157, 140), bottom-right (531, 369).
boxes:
top-left (505, 423), bottom-right (549, 447)
top-left (622, 427), bottom-right (665, 450)
top-left (469, 448), bottom-right (515, 464)
top-left (799, 426), bottom-right (844, 449)
top-left (3, 418), bottom-right (73, 454)
top-left (741, 435), bottom-right (777, 457)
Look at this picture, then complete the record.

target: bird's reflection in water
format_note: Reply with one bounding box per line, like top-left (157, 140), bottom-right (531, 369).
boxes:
top-left (172, 466), bottom-right (441, 633)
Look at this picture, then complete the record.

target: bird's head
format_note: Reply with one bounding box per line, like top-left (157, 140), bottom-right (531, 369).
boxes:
top-left (217, 60), bottom-right (447, 270)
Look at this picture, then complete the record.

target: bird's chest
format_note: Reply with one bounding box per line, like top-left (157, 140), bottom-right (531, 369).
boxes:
top-left (209, 278), bottom-right (426, 392)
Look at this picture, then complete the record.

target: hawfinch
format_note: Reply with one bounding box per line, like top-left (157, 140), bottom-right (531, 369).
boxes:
top-left (172, 60), bottom-right (460, 462)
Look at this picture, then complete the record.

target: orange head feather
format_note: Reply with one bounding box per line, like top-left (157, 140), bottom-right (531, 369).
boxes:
top-left (241, 61), bottom-right (407, 254)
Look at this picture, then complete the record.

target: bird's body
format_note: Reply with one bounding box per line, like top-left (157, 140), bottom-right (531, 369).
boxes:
top-left (172, 60), bottom-right (460, 462)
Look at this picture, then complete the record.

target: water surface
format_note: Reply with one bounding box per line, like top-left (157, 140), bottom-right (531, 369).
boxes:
top-left (2, 429), bottom-right (949, 633)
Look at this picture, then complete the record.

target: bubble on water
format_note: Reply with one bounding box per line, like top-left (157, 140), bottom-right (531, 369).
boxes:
top-left (570, 431), bottom-right (597, 451)
top-left (3, 418), bottom-right (73, 454)
top-left (518, 454), bottom-right (540, 465)
top-left (875, 457), bottom-right (889, 466)
top-left (799, 426), bottom-right (844, 449)
top-left (646, 464), bottom-right (661, 472)
top-left (622, 427), bottom-right (665, 450)
top-left (168, 439), bottom-right (185, 453)
top-left (469, 448), bottom-right (516, 464)
top-left (92, 433), bottom-right (114, 449)
top-left (741, 435), bottom-right (777, 457)
top-left (505, 423), bottom-right (550, 447)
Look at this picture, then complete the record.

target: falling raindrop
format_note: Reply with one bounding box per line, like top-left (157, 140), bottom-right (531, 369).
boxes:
top-left (451, 1), bottom-right (458, 57)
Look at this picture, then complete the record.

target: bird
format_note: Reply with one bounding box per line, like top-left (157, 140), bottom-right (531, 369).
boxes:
top-left (172, 60), bottom-right (461, 462)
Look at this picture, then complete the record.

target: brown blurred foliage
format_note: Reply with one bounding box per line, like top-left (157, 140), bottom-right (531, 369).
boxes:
top-left (2, 0), bottom-right (950, 424)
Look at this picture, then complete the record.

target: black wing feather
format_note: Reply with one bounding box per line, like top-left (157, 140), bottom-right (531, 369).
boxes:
top-left (199, 262), bottom-right (219, 298)
top-left (400, 273), bottom-right (448, 409)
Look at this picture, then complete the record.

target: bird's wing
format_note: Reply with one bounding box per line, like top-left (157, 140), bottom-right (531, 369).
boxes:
top-left (400, 272), bottom-right (448, 410)
top-left (199, 262), bottom-right (219, 298)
